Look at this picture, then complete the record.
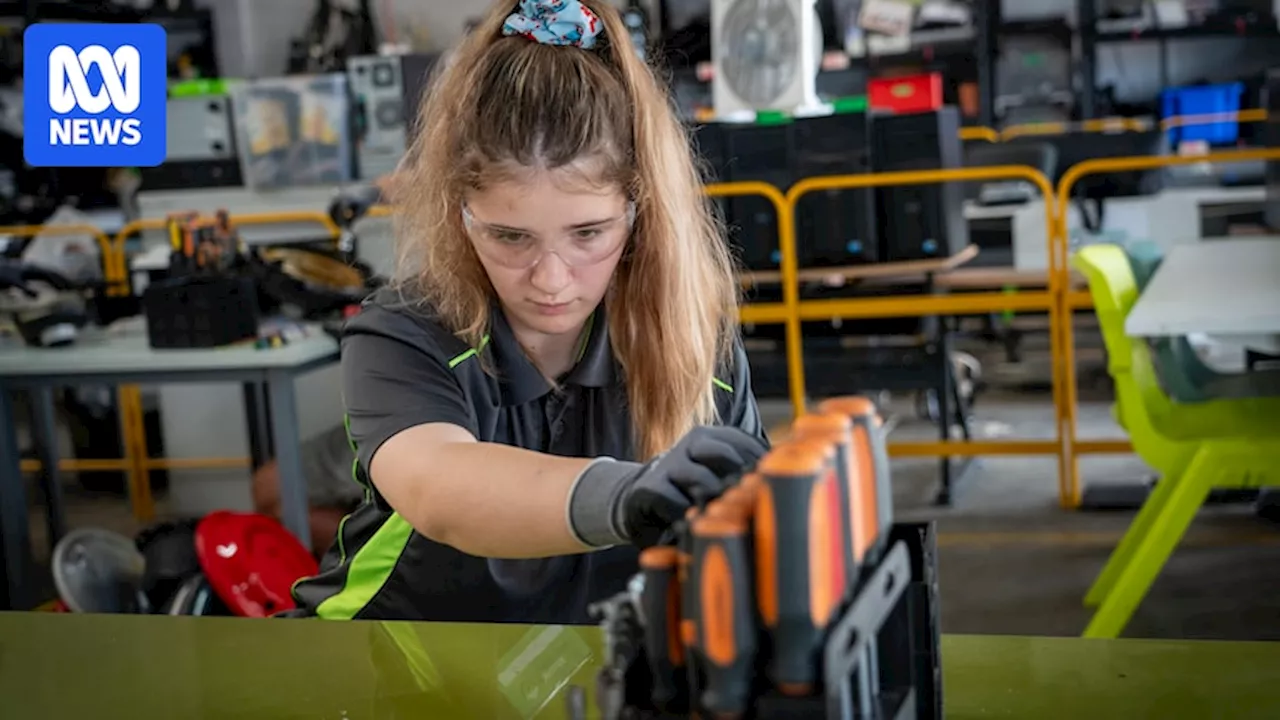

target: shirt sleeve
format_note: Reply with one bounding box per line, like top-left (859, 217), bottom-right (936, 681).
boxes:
top-left (341, 303), bottom-right (479, 478)
top-left (716, 336), bottom-right (770, 448)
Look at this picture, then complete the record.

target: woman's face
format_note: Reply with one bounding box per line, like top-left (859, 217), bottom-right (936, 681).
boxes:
top-left (464, 167), bottom-right (629, 340)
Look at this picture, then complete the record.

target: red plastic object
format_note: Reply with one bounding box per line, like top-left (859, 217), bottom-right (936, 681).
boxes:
top-left (194, 511), bottom-right (319, 618)
top-left (868, 74), bottom-right (944, 114)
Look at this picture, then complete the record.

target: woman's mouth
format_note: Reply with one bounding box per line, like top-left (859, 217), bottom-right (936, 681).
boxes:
top-left (531, 300), bottom-right (574, 315)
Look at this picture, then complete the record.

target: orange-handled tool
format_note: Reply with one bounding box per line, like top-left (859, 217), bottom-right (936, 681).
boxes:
top-left (755, 442), bottom-right (842, 696)
top-left (819, 397), bottom-right (893, 554)
top-left (791, 413), bottom-right (860, 588)
top-left (692, 514), bottom-right (757, 719)
top-left (675, 515), bottom-right (702, 694)
top-left (717, 480), bottom-right (760, 516)
top-left (640, 546), bottom-right (687, 710)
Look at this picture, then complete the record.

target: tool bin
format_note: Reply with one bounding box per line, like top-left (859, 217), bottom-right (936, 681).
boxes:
top-left (1161, 82), bottom-right (1245, 146)
top-left (868, 74), bottom-right (944, 115)
top-left (142, 275), bottom-right (260, 349)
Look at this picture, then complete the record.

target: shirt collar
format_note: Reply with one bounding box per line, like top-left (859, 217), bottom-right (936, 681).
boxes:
top-left (487, 304), bottom-right (615, 406)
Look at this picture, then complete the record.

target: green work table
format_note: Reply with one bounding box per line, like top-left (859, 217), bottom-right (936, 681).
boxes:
top-left (2, 613), bottom-right (1277, 718)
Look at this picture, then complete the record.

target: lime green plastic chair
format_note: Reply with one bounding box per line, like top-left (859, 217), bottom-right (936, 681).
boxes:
top-left (1073, 244), bottom-right (1280, 638)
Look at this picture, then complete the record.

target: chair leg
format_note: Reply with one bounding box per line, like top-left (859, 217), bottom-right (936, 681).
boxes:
top-left (1083, 469), bottom-right (1182, 608)
top-left (1083, 449), bottom-right (1215, 639)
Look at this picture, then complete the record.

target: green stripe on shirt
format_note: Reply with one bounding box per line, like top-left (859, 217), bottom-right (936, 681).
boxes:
top-left (448, 334), bottom-right (491, 369)
top-left (315, 512), bottom-right (416, 620)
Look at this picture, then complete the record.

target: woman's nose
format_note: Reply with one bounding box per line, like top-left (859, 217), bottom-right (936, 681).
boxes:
top-left (528, 250), bottom-right (573, 294)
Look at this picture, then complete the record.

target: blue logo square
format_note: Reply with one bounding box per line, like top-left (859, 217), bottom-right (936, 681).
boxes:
top-left (24, 23), bottom-right (168, 168)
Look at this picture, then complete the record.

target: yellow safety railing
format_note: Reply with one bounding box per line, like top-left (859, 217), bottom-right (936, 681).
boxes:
top-left (0, 223), bottom-right (122, 294)
top-left (988, 110), bottom-right (1269, 143)
top-left (1160, 108), bottom-right (1268, 132)
top-left (959, 126), bottom-right (999, 143)
top-left (111, 210), bottom-right (339, 269)
top-left (1053, 146), bottom-right (1280, 507)
top-left (998, 117), bottom-right (1150, 141)
top-left (783, 165), bottom-right (1071, 503)
top-left (704, 182), bottom-right (803, 412)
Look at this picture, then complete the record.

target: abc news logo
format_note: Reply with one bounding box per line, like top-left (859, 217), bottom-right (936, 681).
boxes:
top-left (48, 44), bottom-right (144, 147)
top-left (23, 23), bottom-right (166, 168)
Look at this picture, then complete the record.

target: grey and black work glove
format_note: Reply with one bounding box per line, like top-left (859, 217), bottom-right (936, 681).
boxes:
top-left (567, 425), bottom-right (768, 550)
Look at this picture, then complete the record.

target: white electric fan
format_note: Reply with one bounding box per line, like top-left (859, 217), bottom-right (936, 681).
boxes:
top-left (711, 0), bottom-right (828, 120)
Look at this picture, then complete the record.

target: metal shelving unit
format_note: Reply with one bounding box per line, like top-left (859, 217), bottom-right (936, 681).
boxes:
top-left (1, 1), bottom-right (219, 79)
top-left (1076, 0), bottom-right (1280, 120)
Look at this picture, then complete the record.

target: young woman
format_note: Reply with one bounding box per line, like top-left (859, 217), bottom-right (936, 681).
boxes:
top-left (289, 0), bottom-right (768, 624)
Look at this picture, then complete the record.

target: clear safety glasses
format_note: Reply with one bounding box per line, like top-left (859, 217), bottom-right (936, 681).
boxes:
top-left (462, 202), bottom-right (636, 270)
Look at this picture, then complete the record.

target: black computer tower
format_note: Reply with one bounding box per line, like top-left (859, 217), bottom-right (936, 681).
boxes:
top-left (791, 112), bottom-right (878, 267)
top-left (723, 122), bottom-right (793, 272)
top-left (870, 108), bottom-right (968, 262)
top-left (690, 121), bottom-right (731, 229)
top-left (348, 53), bottom-right (441, 180)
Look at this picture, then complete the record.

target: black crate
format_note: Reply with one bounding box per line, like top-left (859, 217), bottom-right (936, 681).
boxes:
top-left (142, 275), bottom-right (259, 349)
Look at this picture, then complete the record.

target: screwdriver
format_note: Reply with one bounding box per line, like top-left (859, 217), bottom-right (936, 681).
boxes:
top-left (680, 482), bottom-right (759, 708)
top-left (675, 514), bottom-right (703, 702)
top-left (818, 397), bottom-right (894, 555)
top-left (816, 398), bottom-right (892, 711)
top-left (691, 513), bottom-right (757, 719)
top-left (755, 441), bottom-right (843, 696)
top-left (718, 481), bottom-right (760, 518)
top-left (639, 546), bottom-right (687, 711)
top-left (791, 412), bottom-right (860, 590)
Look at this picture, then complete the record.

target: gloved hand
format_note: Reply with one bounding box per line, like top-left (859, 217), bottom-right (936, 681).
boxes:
top-left (569, 426), bottom-right (768, 550)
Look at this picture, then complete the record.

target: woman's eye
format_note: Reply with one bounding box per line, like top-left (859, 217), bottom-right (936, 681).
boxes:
top-left (574, 228), bottom-right (603, 241)
top-left (492, 230), bottom-right (527, 244)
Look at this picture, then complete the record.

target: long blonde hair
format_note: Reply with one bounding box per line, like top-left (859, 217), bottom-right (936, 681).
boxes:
top-left (394, 0), bottom-right (739, 460)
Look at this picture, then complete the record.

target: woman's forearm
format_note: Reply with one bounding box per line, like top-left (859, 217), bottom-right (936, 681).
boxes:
top-left (371, 425), bottom-right (601, 558)
top-left (424, 442), bottom-right (595, 557)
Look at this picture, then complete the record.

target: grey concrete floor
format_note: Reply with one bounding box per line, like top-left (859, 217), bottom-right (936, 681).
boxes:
top-left (20, 348), bottom-right (1280, 640)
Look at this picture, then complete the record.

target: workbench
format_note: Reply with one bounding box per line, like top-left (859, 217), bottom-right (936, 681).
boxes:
top-left (0, 322), bottom-right (339, 611)
top-left (1, 612), bottom-right (1276, 718)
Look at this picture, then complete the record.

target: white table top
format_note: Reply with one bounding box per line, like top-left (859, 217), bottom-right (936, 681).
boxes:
top-left (1126, 237), bottom-right (1280, 338)
top-left (0, 321), bottom-right (339, 377)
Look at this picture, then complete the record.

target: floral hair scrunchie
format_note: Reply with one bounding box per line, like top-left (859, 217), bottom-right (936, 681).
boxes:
top-left (502, 0), bottom-right (603, 50)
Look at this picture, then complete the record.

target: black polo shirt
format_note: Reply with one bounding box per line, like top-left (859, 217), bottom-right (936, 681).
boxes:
top-left (289, 287), bottom-right (767, 624)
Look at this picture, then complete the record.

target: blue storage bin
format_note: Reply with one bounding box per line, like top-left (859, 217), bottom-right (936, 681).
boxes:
top-left (1161, 83), bottom-right (1245, 146)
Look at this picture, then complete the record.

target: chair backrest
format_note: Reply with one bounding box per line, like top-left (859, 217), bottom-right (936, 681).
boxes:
top-left (1123, 242), bottom-right (1224, 402)
top-left (1073, 244), bottom-right (1190, 473)
top-left (1125, 241), bottom-right (1164, 289)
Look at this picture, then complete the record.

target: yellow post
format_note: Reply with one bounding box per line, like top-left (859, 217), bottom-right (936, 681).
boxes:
top-left (116, 384), bottom-right (155, 522)
top-left (705, 182), bottom-right (806, 418)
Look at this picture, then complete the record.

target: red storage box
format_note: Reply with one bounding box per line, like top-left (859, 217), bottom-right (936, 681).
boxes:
top-left (869, 74), bottom-right (944, 114)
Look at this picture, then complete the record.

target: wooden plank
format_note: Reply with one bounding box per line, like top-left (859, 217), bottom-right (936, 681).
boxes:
top-left (742, 245), bottom-right (980, 287)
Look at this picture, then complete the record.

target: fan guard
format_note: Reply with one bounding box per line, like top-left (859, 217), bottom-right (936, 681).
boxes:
top-left (719, 0), bottom-right (801, 107)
